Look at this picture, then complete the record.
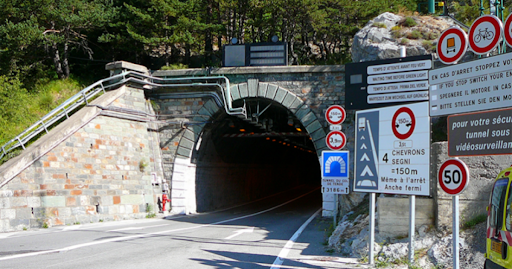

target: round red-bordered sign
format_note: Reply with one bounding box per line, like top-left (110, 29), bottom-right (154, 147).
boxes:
top-left (504, 13), bottom-right (512, 47)
top-left (468, 15), bottom-right (503, 55)
top-left (438, 158), bottom-right (470, 195)
top-left (437, 27), bottom-right (468, 64)
top-left (391, 107), bottom-right (415, 140)
top-left (325, 105), bottom-right (346, 125)
top-left (326, 131), bottom-right (346, 150)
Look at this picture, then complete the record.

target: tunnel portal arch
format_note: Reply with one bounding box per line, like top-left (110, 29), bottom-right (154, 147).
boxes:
top-left (170, 80), bottom-right (327, 214)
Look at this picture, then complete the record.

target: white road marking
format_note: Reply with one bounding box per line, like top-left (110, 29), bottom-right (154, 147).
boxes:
top-left (107, 224), bottom-right (169, 232)
top-left (270, 208), bottom-right (322, 269)
top-left (224, 227), bottom-right (254, 240)
top-left (0, 188), bottom-right (318, 261)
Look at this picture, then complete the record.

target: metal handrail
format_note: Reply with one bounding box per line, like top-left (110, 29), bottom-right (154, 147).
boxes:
top-left (0, 71), bottom-right (245, 162)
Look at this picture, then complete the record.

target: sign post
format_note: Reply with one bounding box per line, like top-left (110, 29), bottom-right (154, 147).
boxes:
top-left (438, 158), bottom-right (470, 269)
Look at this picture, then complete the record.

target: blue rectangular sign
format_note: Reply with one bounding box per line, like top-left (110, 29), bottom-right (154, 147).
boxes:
top-left (321, 151), bottom-right (349, 179)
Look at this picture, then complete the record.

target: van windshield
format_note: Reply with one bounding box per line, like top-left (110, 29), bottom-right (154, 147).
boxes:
top-left (490, 178), bottom-right (509, 231)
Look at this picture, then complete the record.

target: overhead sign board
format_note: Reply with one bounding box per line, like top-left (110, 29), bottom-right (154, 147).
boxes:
top-left (448, 108), bottom-right (512, 156)
top-left (437, 27), bottom-right (468, 64)
top-left (429, 52), bottom-right (512, 116)
top-left (468, 15), bottom-right (503, 55)
top-left (321, 151), bottom-right (350, 194)
top-left (345, 55), bottom-right (432, 110)
top-left (354, 102), bottom-right (430, 196)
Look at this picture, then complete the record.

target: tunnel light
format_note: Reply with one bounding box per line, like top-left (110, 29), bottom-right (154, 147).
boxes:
top-left (229, 120), bottom-right (235, 128)
top-left (296, 127), bottom-right (302, 132)
top-left (266, 137), bottom-right (270, 140)
top-left (240, 129), bottom-right (246, 132)
top-left (272, 139), bottom-right (276, 142)
top-left (287, 117), bottom-right (293, 126)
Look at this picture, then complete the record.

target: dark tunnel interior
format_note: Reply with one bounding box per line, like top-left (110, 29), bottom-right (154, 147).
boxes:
top-left (192, 98), bottom-right (321, 212)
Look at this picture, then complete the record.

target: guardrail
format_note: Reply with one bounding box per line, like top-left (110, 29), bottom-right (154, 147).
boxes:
top-left (0, 71), bottom-right (245, 163)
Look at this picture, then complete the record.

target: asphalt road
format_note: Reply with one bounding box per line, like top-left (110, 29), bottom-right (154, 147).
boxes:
top-left (0, 186), bottom-right (367, 269)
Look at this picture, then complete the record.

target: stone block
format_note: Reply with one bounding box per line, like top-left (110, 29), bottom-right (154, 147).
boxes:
top-left (305, 121), bottom-right (322, 134)
top-left (16, 208), bottom-right (32, 219)
top-left (10, 219), bottom-right (29, 230)
top-left (41, 196), bottom-right (65, 207)
top-left (378, 197), bottom-right (434, 237)
top-left (230, 85), bottom-right (240, 101)
top-left (27, 197), bottom-right (41, 208)
top-left (266, 84), bottom-right (278, 99)
top-left (300, 112), bottom-right (316, 127)
top-left (1, 209), bottom-right (16, 219)
top-left (120, 195), bottom-right (144, 205)
top-left (238, 83), bottom-right (248, 99)
top-left (257, 83), bottom-right (268, 97)
top-left (58, 207), bottom-right (72, 218)
top-left (0, 198), bottom-right (10, 208)
top-left (274, 88), bottom-right (287, 103)
top-left (248, 79), bottom-right (258, 97)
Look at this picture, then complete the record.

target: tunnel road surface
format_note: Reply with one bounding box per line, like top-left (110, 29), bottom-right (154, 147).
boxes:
top-left (0, 186), bottom-right (367, 269)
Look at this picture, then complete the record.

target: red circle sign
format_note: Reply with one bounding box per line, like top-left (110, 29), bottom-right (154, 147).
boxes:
top-left (326, 131), bottom-right (346, 150)
top-left (504, 14), bottom-right (512, 48)
top-left (391, 107), bottom-right (415, 140)
top-left (325, 105), bottom-right (346, 125)
top-left (437, 27), bottom-right (468, 65)
top-left (468, 15), bottom-right (503, 55)
top-left (438, 158), bottom-right (470, 195)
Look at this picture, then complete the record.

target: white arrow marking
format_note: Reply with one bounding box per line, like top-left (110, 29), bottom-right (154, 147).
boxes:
top-left (360, 144), bottom-right (367, 149)
top-left (225, 227), bottom-right (254, 240)
top-left (360, 135), bottom-right (365, 140)
top-left (361, 165), bottom-right (374, 177)
top-left (360, 153), bottom-right (370, 162)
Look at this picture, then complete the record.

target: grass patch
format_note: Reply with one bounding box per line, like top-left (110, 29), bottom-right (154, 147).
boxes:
top-left (402, 17), bottom-right (417, 27)
top-left (400, 38), bottom-right (410, 45)
top-left (407, 30), bottom-right (422, 39)
top-left (372, 22), bottom-right (387, 28)
top-left (463, 214), bottom-right (487, 230)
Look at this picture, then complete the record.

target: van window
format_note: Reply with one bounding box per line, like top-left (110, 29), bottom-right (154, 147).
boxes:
top-left (507, 182), bottom-right (512, 231)
top-left (490, 179), bottom-right (508, 231)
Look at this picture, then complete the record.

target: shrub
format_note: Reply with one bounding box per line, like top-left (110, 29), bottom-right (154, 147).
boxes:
top-left (372, 22), bottom-right (387, 28)
top-left (408, 30), bottom-right (422, 39)
top-left (403, 17), bottom-right (417, 27)
top-left (400, 38), bottom-right (410, 45)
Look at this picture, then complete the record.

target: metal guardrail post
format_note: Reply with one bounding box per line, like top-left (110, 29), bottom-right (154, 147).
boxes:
top-left (17, 137), bottom-right (25, 150)
top-left (41, 119), bottom-right (49, 134)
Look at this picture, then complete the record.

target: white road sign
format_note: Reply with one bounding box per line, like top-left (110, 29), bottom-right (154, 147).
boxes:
top-left (438, 159), bottom-right (470, 195)
top-left (429, 52), bottom-right (512, 116)
top-left (326, 131), bottom-right (346, 150)
top-left (505, 14), bottom-right (512, 47)
top-left (354, 102), bottom-right (430, 195)
top-left (367, 91), bottom-right (428, 104)
top-left (368, 70), bottom-right (428, 85)
top-left (367, 60), bottom-right (431, 75)
top-left (437, 27), bottom-right (468, 64)
top-left (325, 105), bottom-right (346, 125)
top-left (468, 15), bottom-right (503, 55)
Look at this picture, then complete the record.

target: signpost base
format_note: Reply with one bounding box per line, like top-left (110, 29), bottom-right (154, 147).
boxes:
top-left (409, 195), bottom-right (415, 264)
top-left (369, 193), bottom-right (375, 265)
top-left (453, 195), bottom-right (460, 269)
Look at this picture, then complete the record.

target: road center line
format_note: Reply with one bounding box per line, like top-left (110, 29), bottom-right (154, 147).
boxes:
top-left (270, 208), bottom-right (322, 269)
top-left (0, 188), bottom-right (319, 261)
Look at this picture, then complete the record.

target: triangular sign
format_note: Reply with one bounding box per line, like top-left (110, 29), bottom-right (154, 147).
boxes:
top-left (360, 153), bottom-right (370, 161)
top-left (361, 165), bottom-right (374, 177)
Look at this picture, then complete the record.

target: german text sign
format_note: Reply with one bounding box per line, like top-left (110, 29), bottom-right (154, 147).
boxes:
top-left (448, 108), bottom-right (512, 156)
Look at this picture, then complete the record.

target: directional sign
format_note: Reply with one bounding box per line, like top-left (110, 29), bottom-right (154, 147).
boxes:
top-left (325, 105), bottom-right (346, 125)
top-left (429, 53), bottom-right (512, 116)
top-left (326, 130), bottom-right (346, 150)
top-left (438, 158), bottom-right (470, 195)
top-left (355, 102), bottom-right (430, 195)
top-left (468, 15), bottom-right (503, 55)
top-left (437, 27), bottom-right (468, 64)
top-left (321, 151), bottom-right (350, 194)
top-left (505, 14), bottom-right (512, 47)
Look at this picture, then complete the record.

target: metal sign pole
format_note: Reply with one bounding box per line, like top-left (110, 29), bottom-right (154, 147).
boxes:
top-left (334, 194), bottom-right (338, 227)
top-left (409, 195), bottom-right (415, 263)
top-left (453, 195), bottom-right (460, 269)
top-left (369, 193), bottom-right (376, 265)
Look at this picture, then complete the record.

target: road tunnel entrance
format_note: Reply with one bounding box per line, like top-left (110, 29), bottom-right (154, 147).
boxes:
top-left (192, 98), bottom-right (321, 212)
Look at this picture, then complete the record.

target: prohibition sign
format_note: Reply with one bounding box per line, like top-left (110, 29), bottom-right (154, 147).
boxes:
top-left (391, 107), bottom-right (415, 140)
top-left (468, 15), bottom-right (503, 55)
top-left (438, 158), bottom-right (470, 195)
top-left (325, 105), bottom-right (346, 125)
top-left (326, 131), bottom-right (346, 150)
top-left (504, 14), bottom-right (512, 47)
top-left (437, 27), bottom-right (468, 64)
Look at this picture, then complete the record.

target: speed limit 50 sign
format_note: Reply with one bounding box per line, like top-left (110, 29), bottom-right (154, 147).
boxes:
top-left (438, 158), bottom-right (470, 195)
